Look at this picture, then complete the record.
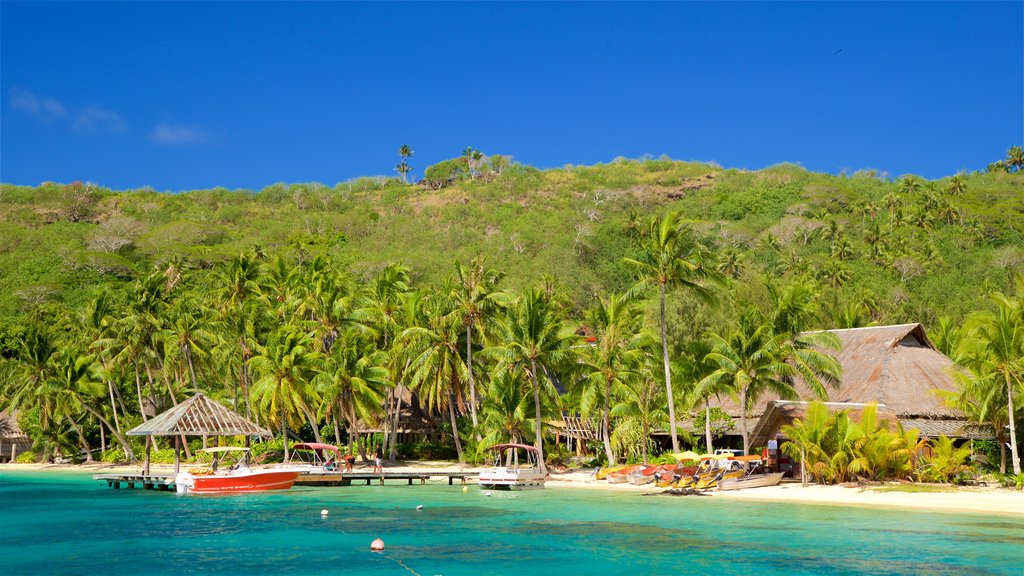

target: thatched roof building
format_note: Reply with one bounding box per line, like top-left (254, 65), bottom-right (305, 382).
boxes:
top-left (718, 323), bottom-right (986, 442)
top-left (0, 409), bottom-right (32, 463)
top-left (127, 393), bottom-right (272, 438)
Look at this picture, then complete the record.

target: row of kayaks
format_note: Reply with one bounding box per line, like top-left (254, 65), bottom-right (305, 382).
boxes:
top-left (596, 454), bottom-right (784, 492)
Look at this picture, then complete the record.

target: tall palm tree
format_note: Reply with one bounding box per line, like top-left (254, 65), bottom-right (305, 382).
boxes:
top-left (624, 212), bottom-right (723, 453)
top-left (581, 292), bottom-right (650, 465)
top-left (452, 257), bottom-right (509, 436)
top-left (610, 359), bottom-right (668, 464)
top-left (400, 294), bottom-right (470, 464)
top-left (315, 332), bottom-right (390, 457)
top-left (479, 370), bottom-right (532, 446)
top-left (397, 145), bottom-right (414, 183)
top-left (248, 328), bottom-right (321, 461)
top-left (955, 292), bottom-right (1023, 474)
top-left (1007, 145), bottom-right (1024, 172)
top-left (489, 289), bottom-right (579, 474)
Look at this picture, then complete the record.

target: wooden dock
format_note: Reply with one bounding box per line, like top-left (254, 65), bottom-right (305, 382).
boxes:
top-left (95, 470), bottom-right (477, 490)
top-left (296, 470), bottom-right (477, 486)
top-left (94, 473), bottom-right (176, 491)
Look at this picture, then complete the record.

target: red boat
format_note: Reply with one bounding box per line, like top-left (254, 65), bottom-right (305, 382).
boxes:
top-left (174, 447), bottom-right (300, 495)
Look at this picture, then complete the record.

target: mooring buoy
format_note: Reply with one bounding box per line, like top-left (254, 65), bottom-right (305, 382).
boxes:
top-left (370, 538), bottom-right (385, 551)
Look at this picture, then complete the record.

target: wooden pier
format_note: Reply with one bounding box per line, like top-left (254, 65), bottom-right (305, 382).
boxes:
top-left (95, 470), bottom-right (477, 490)
top-left (94, 473), bottom-right (176, 491)
top-left (296, 470), bottom-right (477, 486)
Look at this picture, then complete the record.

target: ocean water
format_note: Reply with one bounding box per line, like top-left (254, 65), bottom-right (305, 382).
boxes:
top-left (1, 470), bottom-right (1022, 576)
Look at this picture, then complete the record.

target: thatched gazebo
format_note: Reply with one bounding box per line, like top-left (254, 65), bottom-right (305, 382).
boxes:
top-left (127, 393), bottom-right (272, 475)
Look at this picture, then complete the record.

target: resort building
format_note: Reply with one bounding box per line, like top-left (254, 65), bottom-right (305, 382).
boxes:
top-left (722, 323), bottom-right (990, 449)
top-left (0, 409), bottom-right (32, 463)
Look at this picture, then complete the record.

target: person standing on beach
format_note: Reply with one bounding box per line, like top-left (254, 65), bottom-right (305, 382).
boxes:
top-left (374, 444), bottom-right (383, 473)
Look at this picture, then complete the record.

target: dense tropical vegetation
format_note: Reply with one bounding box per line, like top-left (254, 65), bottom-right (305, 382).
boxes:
top-left (1, 147), bottom-right (1022, 485)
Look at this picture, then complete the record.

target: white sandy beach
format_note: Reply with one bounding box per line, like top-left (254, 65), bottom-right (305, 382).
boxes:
top-left (6, 462), bottom-right (1023, 517)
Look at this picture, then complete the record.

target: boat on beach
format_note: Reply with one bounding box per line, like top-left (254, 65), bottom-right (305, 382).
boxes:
top-left (717, 456), bottom-right (784, 490)
top-left (174, 447), bottom-right (300, 495)
top-left (477, 443), bottom-right (546, 490)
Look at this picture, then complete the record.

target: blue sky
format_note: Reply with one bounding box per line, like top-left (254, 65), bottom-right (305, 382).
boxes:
top-left (2, 1), bottom-right (1022, 191)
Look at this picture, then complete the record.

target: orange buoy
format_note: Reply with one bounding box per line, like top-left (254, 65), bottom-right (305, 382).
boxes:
top-left (370, 538), bottom-right (385, 551)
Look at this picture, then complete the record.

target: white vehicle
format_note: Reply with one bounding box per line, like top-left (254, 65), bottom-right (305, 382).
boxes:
top-left (477, 443), bottom-right (546, 490)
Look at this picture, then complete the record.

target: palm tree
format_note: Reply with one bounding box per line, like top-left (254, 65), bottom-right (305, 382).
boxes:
top-left (397, 144), bottom-right (415, 183)
top-left (947, 172), bottom-right (967, 196)
top-left (1007, 145), bottom-right (1024, 172)
top-left (479, 370), bottom-right (532, 446)
top-left (400, 294), bottom-right (470, 464)
top-left (315, 332), bottom-right (389, 458)
top-left (624, 212), bottom-right (723, 453)
top-left (451, 257), bottom-right (509, 436)
top-left (898, 175), bottom-right (921, 195)
top-left (248, 328), bottom-right (321, 461)
top-left (488, 289), bottom-right (579, 473)
top-left (581, 292), bottom-right (650, 465)
top-left (609, 359), bottom-right (668, 464)
top-left (955, 292), bottom-right (1023, 474)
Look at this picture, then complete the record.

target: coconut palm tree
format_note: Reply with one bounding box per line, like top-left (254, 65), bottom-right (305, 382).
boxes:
top-left (947, 172), bottom-right (967, 196)
top-left (451, 257), bottom-right (509, 436)
top-left (488, 289), bottom-right (579, 474)
top-left (479, 370), bottom-right (532, 446)
top-left (954, 292), bottom-right (1024, 474)
top-left (400, 294), bottom-right (470, 464)
top-left (315, 332), bottom-right (390, 458)
top-left (624, 212), bottom-right (723, 453)
top-left (248, 328), bottom-right (321, 462)
top-left (610, 359), bottom-right (668, 465)
top-left (580, 291), bottom-right (650, 465)
top-left (1007, 145), bottom-right (1024, 172)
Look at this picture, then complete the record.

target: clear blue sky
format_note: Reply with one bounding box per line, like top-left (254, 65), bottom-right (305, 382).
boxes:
top-left (2, 1), bottom-right (1022, 191)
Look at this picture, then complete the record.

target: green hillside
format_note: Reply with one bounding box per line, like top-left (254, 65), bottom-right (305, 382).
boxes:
top-left (2, 156), bottom-right (1022, 331)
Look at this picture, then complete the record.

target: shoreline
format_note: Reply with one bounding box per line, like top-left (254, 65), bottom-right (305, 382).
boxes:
top-left (5, 462), bottom-right (1023, 517)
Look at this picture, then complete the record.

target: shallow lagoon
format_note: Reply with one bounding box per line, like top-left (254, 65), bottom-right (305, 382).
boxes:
top-left (2, 470), bottom-right (1022, 576)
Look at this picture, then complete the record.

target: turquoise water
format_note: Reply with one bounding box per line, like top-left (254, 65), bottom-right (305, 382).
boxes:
top-left (2, 470), bottom-right (1022, 576)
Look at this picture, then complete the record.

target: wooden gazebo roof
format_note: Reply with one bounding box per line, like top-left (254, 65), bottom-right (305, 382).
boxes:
top-left (127, 393), bottom-right (272, 437)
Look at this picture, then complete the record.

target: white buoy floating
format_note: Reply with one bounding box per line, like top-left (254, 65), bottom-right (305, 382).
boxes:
top-left (415, 505), bottom-right (423, 510)
top-left (462, 485), bottom-right (468, 493)
top-left (320, 509), bottom-right (329, 517)
top-left (370, 538), bottom-right (385, 552)
top-left (485, 491), bottom-right (492, 497)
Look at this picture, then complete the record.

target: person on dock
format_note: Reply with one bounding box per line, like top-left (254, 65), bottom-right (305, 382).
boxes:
top-left (374, 444), bottom-right (383, 474)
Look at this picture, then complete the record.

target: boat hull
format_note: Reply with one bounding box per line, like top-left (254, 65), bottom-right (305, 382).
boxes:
top-left (175, 470), bottom-right (300, 495)
top-left (717, 472), bottom-right (785, 491)
top-left (477, 467), bottom-right (545, 490)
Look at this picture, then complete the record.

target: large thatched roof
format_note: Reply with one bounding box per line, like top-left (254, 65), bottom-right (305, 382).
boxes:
top-left (127, 393), bottom-right (272, 437)
top-left (717, 323), bottom-right (963, 420)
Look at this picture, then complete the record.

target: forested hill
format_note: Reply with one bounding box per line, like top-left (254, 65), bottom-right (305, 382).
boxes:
top-left (1, 156), bottom-right (1023, 343)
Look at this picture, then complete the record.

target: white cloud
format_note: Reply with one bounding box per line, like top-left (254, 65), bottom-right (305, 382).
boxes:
top-left (72, 106), bottom-right (126, 133)
top-left (10, 87), bottom-right (67, 121)
top-left (149, 123), bottom-right (209, 145)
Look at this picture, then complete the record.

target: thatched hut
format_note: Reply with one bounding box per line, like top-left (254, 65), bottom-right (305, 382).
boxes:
top-left (0, 409), bottom-right (32, 463)
top-left (719, 323), bottom-right (990, 446)
top-left (127, 393), bottom-right (272, 474)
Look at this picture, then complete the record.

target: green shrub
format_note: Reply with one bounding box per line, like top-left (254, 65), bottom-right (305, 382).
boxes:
top-left (15, 451), bottom-right (37, 463)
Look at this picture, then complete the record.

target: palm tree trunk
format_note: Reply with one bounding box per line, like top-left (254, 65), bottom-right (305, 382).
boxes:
top-left (82, 405), bottom-right (134, 460)
top-left (389, 387), bottom-right (404, 460)
top-left (281, 396), bottom-right (290, 462)
top-left (999, 435), bottom-right (1007, 474)
top-left (740, 384), bottom-right (749, 455)
top-left (1007, 371), bottom-right (1021, 475)
top-left (659, 284), bottom-right (680, 453)
top-left (448, 391), bottom-right (465, 465)
top-left (466, 325), bottom-right (481, 440)
top-left (69, 419), bottom-right (92, 462)
top-left (333, 414), bottom-right (343, 446)
top-left (705, 401), bottom-right (713, 454)
top-left (602, 377), bottom-right (615, 465)
top-left (529, 360), bottom-right (547, 475)
top-left (303, 405), bottom-right (322, 443)
top-left (185, 345), bottom-right (198, 389)
top-left (107, 380), bottom-right (121, 435)
top-left (135, 363), bottom-right (147, 421)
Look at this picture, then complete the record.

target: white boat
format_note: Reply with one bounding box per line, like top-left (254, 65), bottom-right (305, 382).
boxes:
top-left (716, 456), bottom-right (784, 491)
top-left (174, 447), bottom-right (300, 495)
top-left (718, 471), bottom-right (785, 490)
top-left (477, 443), bottom-right (546, 490)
